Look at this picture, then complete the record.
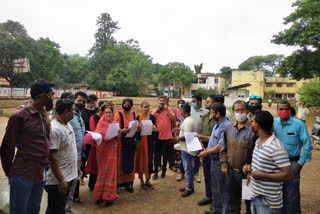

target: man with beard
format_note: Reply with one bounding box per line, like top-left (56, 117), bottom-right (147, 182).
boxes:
top-left (0, 80), bottom-right (54, 214)
top-left (66, 91), bottom-right (87, 214)
top-left (248, 96), bottom-right (263, 122)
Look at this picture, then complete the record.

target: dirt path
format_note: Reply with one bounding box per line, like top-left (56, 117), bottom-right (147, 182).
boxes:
top-left (0, 103), bottom-right (320, 213)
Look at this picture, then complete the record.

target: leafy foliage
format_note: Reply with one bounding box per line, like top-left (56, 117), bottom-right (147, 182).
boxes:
top-left (298, 79), bottom-right (320, 107)
top-left (195, 88), bottom-right (218, 100)
top-left (218, 66), bottom-right (233, 83)
top-left (194, 63), bottom-right (203, 74)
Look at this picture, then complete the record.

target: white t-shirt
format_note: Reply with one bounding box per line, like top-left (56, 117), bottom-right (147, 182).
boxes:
top-left (297, 107), bottom-right (309, 120)
top-left (46, 120), bottom-right (78, 185)
top-left (179, 116), bottom-right (198, 156)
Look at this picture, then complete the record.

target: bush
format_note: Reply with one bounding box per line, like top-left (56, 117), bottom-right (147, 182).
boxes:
top-left (195, 88), bottom-right (218, 99)
top-left (298, 79), bottom-right (320, 107)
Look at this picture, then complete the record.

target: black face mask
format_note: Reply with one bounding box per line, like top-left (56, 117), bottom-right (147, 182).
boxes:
top-left (101, 106), bottom-right (106, 112)
top-left (45, 100), bottom-right (54, 111)
top-left (75, 103), bottom-right (85, 111)
top-left (248, 105), bottom-right (262, 115)
top-left (123, 106), bottom-right (131, 112)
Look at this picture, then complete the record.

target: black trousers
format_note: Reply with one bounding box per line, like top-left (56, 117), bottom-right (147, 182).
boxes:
top-left (203, 155), bottom-right (212, 198)
top-left (168, 139), bottom-right (175, 168)
top-left (45, 181), bottom-right (72, 214)
top-left (154, 139), bottom-right (171, 174)
top-left (88, 174), bottom-right (97, 191)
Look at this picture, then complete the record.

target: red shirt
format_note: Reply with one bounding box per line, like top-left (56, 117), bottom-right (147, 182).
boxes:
top-left (152, 108), bottom-right (175, 140)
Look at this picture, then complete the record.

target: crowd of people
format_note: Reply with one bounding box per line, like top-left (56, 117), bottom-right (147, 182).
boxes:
top-left (0, 80), bottom-right (314, 214)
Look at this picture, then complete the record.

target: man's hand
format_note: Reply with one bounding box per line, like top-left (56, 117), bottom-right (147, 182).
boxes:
top-left (251, 170), bottom-right (264, 180)
top-left (172, 127), bottom-right (180, 133)
top-left (221, 167), bottom-right (228, 177)
top-left (198, 150), bottom-right (208, 158)
top-left (296, 163), bottom-right (303, 172)
top-left (164, 104), bottom-right (169, 111)
top-left (121, 128), bottom-right (131, 134)
top-left (246, 173), bottom-right (251, 185)
top-left (242, 164), bottom-right (251, 175)
top-left (58, 181), bottom-right (68, 194)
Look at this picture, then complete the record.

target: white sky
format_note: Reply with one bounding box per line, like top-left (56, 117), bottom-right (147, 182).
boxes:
top-left (1, 0), bottom-right (297, 73)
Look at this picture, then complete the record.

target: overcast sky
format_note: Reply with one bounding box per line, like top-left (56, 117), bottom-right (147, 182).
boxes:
top-left (1, 0), bottom-right (297, 73)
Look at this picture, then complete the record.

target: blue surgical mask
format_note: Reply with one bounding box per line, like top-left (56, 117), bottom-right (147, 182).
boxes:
top-left (159, 104), bottom-right (164, 109)
top-left (192, 102), bottom-right (198, 109)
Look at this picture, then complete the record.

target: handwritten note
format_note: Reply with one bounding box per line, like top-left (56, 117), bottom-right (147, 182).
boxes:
top-left (126, 120), bottom-right (139, 138)
top-left (141, 120), bottom-right (153, 136)
top-left (184, 132), bottom-right (202, 152)
top-left (104, 123), bottom-right (120, 140)
top-left (87, 131), bottom-right (102, 146)
top-left (241, 179), bottom-right (253, 200)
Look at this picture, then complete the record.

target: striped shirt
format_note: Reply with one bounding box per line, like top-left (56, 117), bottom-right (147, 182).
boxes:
top-left (251, 134), bottom-right (290, 208)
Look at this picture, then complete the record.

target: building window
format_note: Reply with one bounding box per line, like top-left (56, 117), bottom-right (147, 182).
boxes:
top-left (287, 83), bottom-right (293, 87)
top-left (266, 83), bottom-right (273, 87)
top-left (198, 78), bottom-right (206, 84)
top-left (277, 83), bottom-right (282, 87)
top-left (214, 78), bottom-right (219, 84)
top-left (288, 94), bottom-right (295, 98)
top-left (276, 94), bottom-right (282, 99)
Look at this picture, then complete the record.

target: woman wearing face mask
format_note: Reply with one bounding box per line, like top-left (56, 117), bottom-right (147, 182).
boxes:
top-left (114, 98), bottom-right (137, 193)
top-left (81, 94), bottom-right (99, 131)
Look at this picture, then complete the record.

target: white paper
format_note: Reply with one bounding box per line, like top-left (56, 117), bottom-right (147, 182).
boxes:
top-left (184, 132), bottom-right (202, 152)
top-left (241, 179), bottom-right (253, 200)
top-left (126, 120), bottom-right (139, 138)
top-left (87, 131), bottom-right (102, 146)
top-left (141, 120), bottom-right (153, 136)
top-left (104, 123), bottom-right (120, 140)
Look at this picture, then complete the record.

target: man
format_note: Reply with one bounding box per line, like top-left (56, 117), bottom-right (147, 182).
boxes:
top-left (274, 101), bottom-right (313, 214)
top-left (152, 96), bottom-right (176, 179)
top-left (0, 80), bottom-right (54, 214)
top-left (165, 96), bottom-right (177, 171)
top-left (195, 95), bottom-right (216, 206)
top-left (45, 99), bottom-right (78, 214)
top-left (191, 94), bottom-right (208, 183)
top-left (243, 110), bottom-right (292, 213)
top-left (248, 95), bottom-right (262, 122)
top-left (297, 101), bottom-right (309, 123)
top-left (66, 91), bottom-right (87, 213)
top-left (211, 94), bottom-right (233, 122)
top-left (198, 103), bottom-right (231, 214)
top-left (220, 100), bottom-right (256, 213)
top-left (174, 103), bottom-right (198, 197)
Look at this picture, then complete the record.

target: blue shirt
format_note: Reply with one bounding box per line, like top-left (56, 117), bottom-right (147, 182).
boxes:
top-left (69, 111), bottom-right (85, 161)
top-left (273, 117), bottom-right (313, 166)
top-left (208, 118), bottom-right (231, 157)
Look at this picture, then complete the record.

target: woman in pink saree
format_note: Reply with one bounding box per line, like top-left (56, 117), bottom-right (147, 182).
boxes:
top-left (93, 106), bottom-right (119, 205)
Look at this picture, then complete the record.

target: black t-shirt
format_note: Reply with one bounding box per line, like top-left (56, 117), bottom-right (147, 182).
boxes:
top-left (81, 108), bottom-right (98, 131)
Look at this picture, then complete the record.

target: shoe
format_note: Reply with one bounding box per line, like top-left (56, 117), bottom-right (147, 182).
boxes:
top-left (198, 198), bottom-right (212, 206)
top-left (152, 173), bottom-right (158, 180)
top-left (125, 186), bottom-right (134, 193)
top-left (176, 173), bottom-right (184, 181)
top-left (181, 189), bottom-right (193, 197)
top-left (161, 171), bottom-right (166, 178)
top-left (117, 187), bottom-right (120, 194)
top-left (194, 175), bottom-right (201, 183)
top-left (179, 187), bottom-right (194, 192)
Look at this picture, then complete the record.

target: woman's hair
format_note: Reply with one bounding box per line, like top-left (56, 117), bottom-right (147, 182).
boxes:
top-left (122, 98), bottom-right (133, 106)
top-left (141, 101), bottom-right (150, 107)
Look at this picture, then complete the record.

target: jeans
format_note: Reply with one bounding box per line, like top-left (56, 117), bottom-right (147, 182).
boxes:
top-left (221, 167), bottom-right (247, 214)
top-left (154, 140), bottom-right (171, 174)
top-left (282, 161), bottom-right (301, 214)
top-left (45, 181), bottom-right (73, 214)
top-left (179, 158), bottom-right (185, 174)
top-left (251, 197), bottom-right (282, 214)
top-left (210, 159), bottom-right (224, 213)
top-left (181, 151), bottom-right (196, 191)
top-left (203, 155), bottom-right (212, 198)
top-left (65, 179), bottom-right (77, 214)
top-left (9, 176), bottom-right (45, 214)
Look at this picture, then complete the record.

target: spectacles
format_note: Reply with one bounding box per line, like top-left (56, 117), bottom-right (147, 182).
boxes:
top-left (250, 96), bottom-right (261, 99)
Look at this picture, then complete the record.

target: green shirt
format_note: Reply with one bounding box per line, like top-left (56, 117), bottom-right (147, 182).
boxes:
top-left (200, 112), bottom-right (216, 148)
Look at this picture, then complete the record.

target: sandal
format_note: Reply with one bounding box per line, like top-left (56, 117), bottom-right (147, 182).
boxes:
top-left (80, 178), bottom-right (85, 186)
top-left (140, 183), bottom-right (148, 190)
top-left (145, 182), bottom-right (154, 189)
top-left (74, 198), bottom-right (84, 204)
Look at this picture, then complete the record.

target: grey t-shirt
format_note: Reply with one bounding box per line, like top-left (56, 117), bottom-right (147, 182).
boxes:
top-left (46, 120), bottom-right (78, 185)
top-left (191, 107), bottom-right (209, 134)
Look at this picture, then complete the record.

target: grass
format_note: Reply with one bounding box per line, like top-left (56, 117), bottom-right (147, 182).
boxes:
top-left (0, 100), bottom-right (27, 104)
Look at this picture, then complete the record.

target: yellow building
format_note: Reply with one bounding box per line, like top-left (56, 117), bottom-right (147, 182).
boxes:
top-left (231, 70), bottom-right (305, 100)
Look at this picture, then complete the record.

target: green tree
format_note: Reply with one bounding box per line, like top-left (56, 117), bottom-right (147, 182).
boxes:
top-left (195, 88), bottom-right (218, 99)
top-left (218, 66), bottom-right (233, 83)
top-left (298, 79), bottom-right (320, 106)
top-left (0, 20), bottom-right (34, 87)
top-left (272, 0), bottom-right (320, 78)
top-left (194, 63), bottom-right (203, 74)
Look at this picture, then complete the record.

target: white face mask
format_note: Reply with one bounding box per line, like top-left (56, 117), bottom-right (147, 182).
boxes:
top-left (234, 113), bottom-right (247, 122)
top-left (178, 104), bottom-right (183, 108)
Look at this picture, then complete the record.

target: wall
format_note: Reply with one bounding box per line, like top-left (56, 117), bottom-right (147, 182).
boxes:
top-left (224, 97), bottom-right (247, 108)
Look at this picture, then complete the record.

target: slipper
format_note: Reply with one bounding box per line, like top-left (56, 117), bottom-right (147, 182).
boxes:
top-left (80, 179), bottom-right (85, 186)
top-left (74, 198), bottom-right (84, 204)
top-left (146, 183), bottom-right (154, 189)
top-left (140, 183), bottom-right (148, 190)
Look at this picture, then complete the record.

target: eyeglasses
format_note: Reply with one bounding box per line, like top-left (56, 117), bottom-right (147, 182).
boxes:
top-left (250, 96), bottom-right (261, 99)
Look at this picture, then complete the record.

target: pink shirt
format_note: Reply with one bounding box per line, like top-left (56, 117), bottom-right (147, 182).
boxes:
top-left (152, 108), bottom-right (175, 140)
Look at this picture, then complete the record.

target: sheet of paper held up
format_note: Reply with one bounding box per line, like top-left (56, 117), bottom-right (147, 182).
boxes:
top-left (87, 131), bottom-right (102, 146)
top-left (141, 120), bottom-right (153, 136)
top-left (126, 120), bottom-right (139, 138)
top-left (184, 132), bottom-right (202, 152)
top-left (104, 123), bottom-right (120, 140)
top-left (242, 179), bottom-right (253, 200)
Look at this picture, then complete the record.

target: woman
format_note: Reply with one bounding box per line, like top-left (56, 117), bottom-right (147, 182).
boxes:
top-left (114, 98), bottom-right (137, 193)
top-left (89, 100), bottom-right (108, 131)
top-left (81, 94), bottom-right (99, 131)
top-left (93, 105), bottom-right (118, 205)
top-left (136, 101), bottom-right (157, 189)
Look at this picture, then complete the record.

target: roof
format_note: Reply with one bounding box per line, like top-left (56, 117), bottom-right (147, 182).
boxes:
top-left (226, 83), bottom-right (251, 90)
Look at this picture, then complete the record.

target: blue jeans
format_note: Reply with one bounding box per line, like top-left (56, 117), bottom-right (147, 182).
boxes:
top-left (203, 155), bottom-right (212, 198)
top-left (194, 156), bottom-right (200, 175)
top-left (181, 151), bottom-right (196, 191)
top-left (210, 159), bottom-right (224, 213)
top-left (282, 161), bottom-right (301, 214)
top-left (251, 197), bottom-right (282, 214)
top-left (179, 158), bottom-right (185, 174)
top-left (9, 176), bottom-right (45, 214)
top-left (65, 179), bottom-right (77, 214)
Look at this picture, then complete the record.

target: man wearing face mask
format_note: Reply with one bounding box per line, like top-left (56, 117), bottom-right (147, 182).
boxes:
top-left (273, 101), bottom-right (313, 214)
top-left (248, 96), bottom-right (263, 122)
top-left (220, 100), bottom-right (256, 213)
top-left (0, 80), bottom-right (54, 214)
top-left (66, 91), bottom-right (87, 213)
top-left (198, 103), bottom-right (231, 214)
top-left (191, 94), bottom-right (208, 183)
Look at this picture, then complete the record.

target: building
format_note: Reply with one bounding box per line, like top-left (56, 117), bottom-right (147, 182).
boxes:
top-left (184, 73), bottom-right (226, 95)
top-left (230, 70), bottom-right (305, 100)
